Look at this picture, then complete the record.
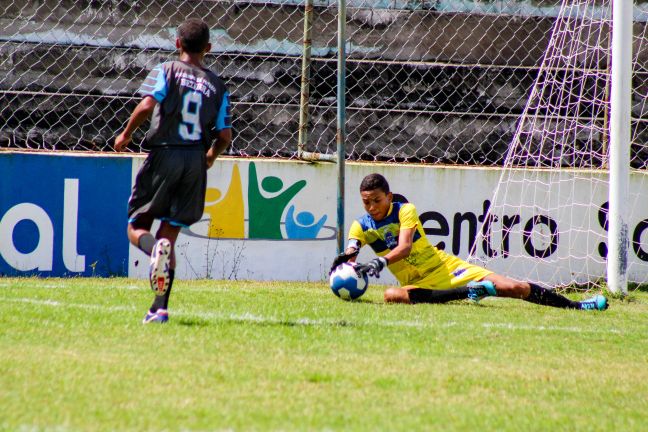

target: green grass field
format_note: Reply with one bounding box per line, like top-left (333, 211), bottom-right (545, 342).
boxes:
top-left (1, 277), bottom-right (647, 431)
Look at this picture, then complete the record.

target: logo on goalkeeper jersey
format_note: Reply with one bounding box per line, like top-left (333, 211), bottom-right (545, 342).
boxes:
top-left (384, 231), bottom-right (398, 249)
top-left (453, 268), bottom-right (467, 277)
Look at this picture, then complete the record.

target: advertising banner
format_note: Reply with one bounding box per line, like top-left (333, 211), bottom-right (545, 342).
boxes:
top-left (128, 158), bottom-right (340, 283)
top-left (0, 153), bottom-right (131, 276)
top-left (3, 152), bottom-right (647, 286)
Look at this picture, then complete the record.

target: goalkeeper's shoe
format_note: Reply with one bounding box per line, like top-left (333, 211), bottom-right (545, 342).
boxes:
top-left (578, 294), bottom-right (608, 311)
top-left (149, 238), bottom-right (171, 296)
top-left (142, 309), bottom-right (169, 324)
top-left (467, 280), bottom-right (497, 303)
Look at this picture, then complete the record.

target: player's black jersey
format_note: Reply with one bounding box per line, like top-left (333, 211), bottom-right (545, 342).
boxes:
top-left (139, 60), bottom-right (231, 150)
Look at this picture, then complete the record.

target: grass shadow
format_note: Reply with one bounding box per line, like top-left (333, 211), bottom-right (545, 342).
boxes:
top-left (228, 317), bottom-right (359, 328)
top-left (176, 317), bottom-right (210, 327)
top-left (351, 297), bottom-right (382, 305)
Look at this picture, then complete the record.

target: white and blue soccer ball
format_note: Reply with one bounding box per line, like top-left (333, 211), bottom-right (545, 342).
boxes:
top-left (329, 262), bottom-right (369, 300)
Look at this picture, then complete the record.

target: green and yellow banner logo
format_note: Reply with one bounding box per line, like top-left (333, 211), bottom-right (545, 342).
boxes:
top-left (189, 162), bottom-right (335, 241)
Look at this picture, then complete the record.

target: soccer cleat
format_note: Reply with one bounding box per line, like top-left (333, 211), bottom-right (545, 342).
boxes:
top-left (142, 309), bottom-right (169, 324)
top-left (578, 294), bottom-right (608, 311)
top-left (467, 280), bottom-right (497, 303)
top-left (149, 238), bottom-right (171, 296)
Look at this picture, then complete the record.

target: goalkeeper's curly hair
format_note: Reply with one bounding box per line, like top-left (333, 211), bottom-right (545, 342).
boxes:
top-left (360, 173), bottom-right (390, 194)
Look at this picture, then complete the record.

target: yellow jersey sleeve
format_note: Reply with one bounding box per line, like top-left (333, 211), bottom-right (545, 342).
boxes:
top-left (348, 220), bottom-right (366, 246)
top-left (399, 203), bottom-right (419, 230)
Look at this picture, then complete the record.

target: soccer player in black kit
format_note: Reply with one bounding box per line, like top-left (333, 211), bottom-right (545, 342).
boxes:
top-left (115, 18), bottom-right (232, 324)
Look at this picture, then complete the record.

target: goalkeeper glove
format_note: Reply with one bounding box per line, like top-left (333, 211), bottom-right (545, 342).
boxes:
top-left (355, 257), bottom-right (388, 278)
top-left (329, 248), bottom-right (360, 274)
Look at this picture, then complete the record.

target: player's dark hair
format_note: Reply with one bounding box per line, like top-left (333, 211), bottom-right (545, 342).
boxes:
top-left (360, 173), bottom-right (390, 194)
top-left (177, 18), bottom-right (210, 54)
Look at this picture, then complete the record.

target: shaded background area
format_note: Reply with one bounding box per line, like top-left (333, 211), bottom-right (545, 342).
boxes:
top-left (0, 0), bottom-right (647, 166)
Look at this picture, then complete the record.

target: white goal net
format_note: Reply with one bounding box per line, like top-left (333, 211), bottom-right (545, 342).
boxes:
top-left (470, 0), bottom-right (648, 290)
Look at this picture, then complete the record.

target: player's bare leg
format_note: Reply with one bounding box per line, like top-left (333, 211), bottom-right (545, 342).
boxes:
top-left (481, 273), bottom-right (607, 310)
top-left (384, 274), bottom-right (607, 310)
top-left (155, 222), bottom-right (181, 271)
top-left (128, 217), bottom-right (182, 323)
top-left (149, 221), bottom-right (181, 295)
top-left (144, 221), bottom-right (182, 323)
top-left (481, 274), bottom-right (529, 298)
top-left (384, 286), bottom-right (412, 303)
top-left (127, 214), bottom-right (156, 256)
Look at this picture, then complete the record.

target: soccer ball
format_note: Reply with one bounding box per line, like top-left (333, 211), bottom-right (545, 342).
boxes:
top-left (329, 262), bottom-right (369, 300)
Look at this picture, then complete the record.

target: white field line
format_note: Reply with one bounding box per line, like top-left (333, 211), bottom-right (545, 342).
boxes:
top-left (0, 281), bottom-right (286, 293)
top-left (0, 297), bottom-right (622, 335)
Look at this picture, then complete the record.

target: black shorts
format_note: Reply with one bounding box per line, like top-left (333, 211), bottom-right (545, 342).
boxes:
top-left (128, 148), bottom-right (207, 227)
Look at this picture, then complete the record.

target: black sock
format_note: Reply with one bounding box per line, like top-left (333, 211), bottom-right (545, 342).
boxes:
top-left (150, 269), bottom-right (175, 312)
top-left (408, 287), bottom-right (470, 304)
top-left (163, 270), bottom-right (175, 309)
top-left (138, 233), bottom-right (156, 255)
top-left (524, 283), bottom-right (579, 309)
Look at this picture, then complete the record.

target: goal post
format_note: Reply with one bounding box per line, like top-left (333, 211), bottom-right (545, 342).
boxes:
top-left (607, 0), bottom-right (633, 295)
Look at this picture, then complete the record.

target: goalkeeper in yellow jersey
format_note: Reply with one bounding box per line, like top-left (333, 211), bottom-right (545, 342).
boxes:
top-left (330, 173), bottom-right (608, 310)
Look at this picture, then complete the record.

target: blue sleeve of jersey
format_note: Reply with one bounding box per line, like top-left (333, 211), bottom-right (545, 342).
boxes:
top-left (216, 91), bottom-right (232, 131)
top-left (138, 64), bottom-right (167, 103)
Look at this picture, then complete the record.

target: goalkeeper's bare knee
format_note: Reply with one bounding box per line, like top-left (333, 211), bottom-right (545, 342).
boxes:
top-left (384, 287), bottom-right (411, 304)
top-left (484, 275), bottom-right (530, 299)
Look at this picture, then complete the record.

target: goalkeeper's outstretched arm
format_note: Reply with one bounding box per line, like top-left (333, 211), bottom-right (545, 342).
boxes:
top-left (354, 226), bottom-right (416, 278)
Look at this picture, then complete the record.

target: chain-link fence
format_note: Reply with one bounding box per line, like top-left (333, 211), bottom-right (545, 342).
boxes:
top-left (0, 1), bottom-right (646, 166)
